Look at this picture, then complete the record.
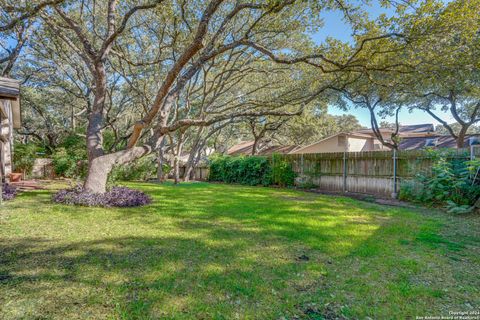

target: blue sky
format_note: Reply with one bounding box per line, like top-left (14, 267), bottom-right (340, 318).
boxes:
top-left (308, 1), bottom-right (453, 128)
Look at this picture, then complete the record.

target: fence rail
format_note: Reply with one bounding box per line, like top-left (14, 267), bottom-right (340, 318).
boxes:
top-left (273, 147), bottom-right (480, 198)
top-left (189, 147), bottom-right (479, 198)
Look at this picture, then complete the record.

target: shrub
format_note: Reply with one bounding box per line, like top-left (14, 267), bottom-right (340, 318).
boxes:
top-left (399, 149), bottom-right (480, 213)
top-left (13, 143), bottom-right (38, 177)
top-left (109, 155), bottom-right (157, 183)
top-left (2, 183), bottom-right (17, 201)
top-left (209, 155), bottom-right (273, 186)
top-left (270, 154), bottom-right (295, 187)
top-left (52, 185), bottom-right (151, 207)
top-left (52, 134), bottom-right (87, 178)
top-left (209, 154), bottom-right (296, 187)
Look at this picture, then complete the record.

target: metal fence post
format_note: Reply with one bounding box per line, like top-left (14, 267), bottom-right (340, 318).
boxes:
top-left (300, 154), bottom-right (304, 176)
top-left (392, 149), bottom-right (398, 199)
top-left (343, 151), bottom-right (347, 193)
top-left (272, 155), bottom-right (275, 182)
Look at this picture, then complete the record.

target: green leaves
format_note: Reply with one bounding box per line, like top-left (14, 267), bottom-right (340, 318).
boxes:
top-left (400, 148), bottom-right (480, 212)
top-left (209, 155), bottom-right (273, 186)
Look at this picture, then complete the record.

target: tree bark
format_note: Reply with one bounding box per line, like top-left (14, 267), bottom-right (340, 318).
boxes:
top-left (183, 127), bottom-right (203, 182)
top-left (84, 63), bottom-right (108, 192)
top-left (183, 146), bottom-right (202, 182)
top-left (173, 156), bottom-right (180, 184)
top-left (251, 133), bottom-right (264, 155)
top-left (84, 146), bottom-right (151, 193)
top-left (173, 138), bottom-right (184, 185)
top-left (457, 126), bottom-right (468, 148)
top-left (368, 102), bottom-right (399, 150)
top-left (157, 146), bottom-right (165, 183)
top-left (183, 157), bottom-right (194, 182)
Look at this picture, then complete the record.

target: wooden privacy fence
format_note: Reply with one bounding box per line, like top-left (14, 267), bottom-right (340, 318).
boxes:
top-left (178, 165), bottom-right (210, 181)
top-left (271, 148), bottom-right (480, 198)
top-left (31, 158), bottom-right (55, 179)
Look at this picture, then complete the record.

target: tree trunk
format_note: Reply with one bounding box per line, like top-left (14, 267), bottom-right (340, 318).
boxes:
top-left (457, 126), bottom-right (468, 148)
top-left (251, 137), bottom-right (259, 155)
top-left (84, 146), bottom-right (151, 193)
top-left (183, 151), bottom-right (201, 182)
top-left (156, 138), bottom-right (167, 183)
top-left (83, 156), bottom-right (113, 193)
top-left (172, 132), bottom-right (185, 184)
top-left (191, 152), bottom-right (203, 181)
top-left (183, 164), bottom-right (193, 182)
top-left (183, 146), bottom-right (199, 182)
top-left (183, 128), bottom-right (203, 182)
top-left (173, 156), bottom-right (180, 184)
top-left (84, 64), bottom-right (108, 192)
top-left (157, 148), bottom-right (165, 183)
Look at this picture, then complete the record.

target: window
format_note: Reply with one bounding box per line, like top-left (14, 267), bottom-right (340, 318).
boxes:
top-left (338, 135), bottom-right (346, 147)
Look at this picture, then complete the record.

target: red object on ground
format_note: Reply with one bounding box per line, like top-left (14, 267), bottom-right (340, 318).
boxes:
top-left (9, 173), bottom-right (22, 182)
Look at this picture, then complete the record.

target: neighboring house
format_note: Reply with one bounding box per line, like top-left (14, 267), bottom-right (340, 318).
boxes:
top-left (0, 77), bottom-right (21, 181)
top-left (227, 141), bottom-right (298, 156)
top-left (291, 124), bottom-right (438, 154)
top-left (354, 123), bottom-right (435, 138)
top-left (229, 124), bottom-right (476, 156)
top-left (289, 132), bottom-right (380, 154)
top-left (399, 134), bottom-right (480, 150)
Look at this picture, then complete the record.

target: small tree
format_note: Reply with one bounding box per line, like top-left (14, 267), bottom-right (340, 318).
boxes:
top-left (13, 143), bottom-right (37, 177)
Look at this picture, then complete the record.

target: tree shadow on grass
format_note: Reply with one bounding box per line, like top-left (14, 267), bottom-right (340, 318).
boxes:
top-left (2, 182), bottom-right (473, 319)
top-left (125, 182), bottom-right (406, 257)
top-left (0, 228), bottom-right (332, 319)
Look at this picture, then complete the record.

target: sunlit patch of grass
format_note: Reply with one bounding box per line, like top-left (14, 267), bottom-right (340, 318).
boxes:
top-left (0, 181), bottom-right (479, 319)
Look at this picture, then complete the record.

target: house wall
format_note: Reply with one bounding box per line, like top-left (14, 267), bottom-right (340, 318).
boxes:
top-left (291, 131), bottom-right (403, 155)
top-left (347, 137), bottom-right (373, 152)
top-left (292, 136), bottom-right (346, 154)
top-left (0, 99), bottom-right (15, 179)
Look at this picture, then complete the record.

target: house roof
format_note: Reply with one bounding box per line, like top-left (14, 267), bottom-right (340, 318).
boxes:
top-left (288, 132), bottom-right (373, 154)
top-left (0, 77), bottom-right (20, 99)
top-left (227, 141), bottom-right (297, 156)
top-left (257, 145), bottom-right (299, 155)
top-left (354, 124), bottom-right (435, 137)
top-left (0, 77), bottom-right (21, 129)
top-left (399, 124), bottom-right (434, 133)
top-left (399, 134), bottom-right (480, 150)
top-left (227, 141), bottom-right (255, 155)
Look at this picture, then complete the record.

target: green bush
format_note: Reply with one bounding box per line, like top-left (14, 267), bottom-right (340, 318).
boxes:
top-left (399, 149), bottom-right (480, 214)
top-left (209, 154), bottom-right (295, 187)
top-left (209, 155), bottom-right (273, 186)
top-left (51, 134), bottom-right (87, 178)
top-left (271, 154), bottom-right (295, 187)
top-left (13, 143), bottom-right (38, 176)
top-left (109, 155), bottom-right (158, 184)
top-left (52, 147), bottom-right (87, 178)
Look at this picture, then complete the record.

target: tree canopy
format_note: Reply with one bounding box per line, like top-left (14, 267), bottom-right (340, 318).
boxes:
top-left (2, 0), bottom-right (478, 190)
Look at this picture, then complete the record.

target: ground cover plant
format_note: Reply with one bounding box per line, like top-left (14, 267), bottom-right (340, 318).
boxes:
top-left (1, 183), bottom-right (17, 201)
top-left (0, 182), bottom-right (479, 319)
top-left (52, 185), bottom-right (151, 207)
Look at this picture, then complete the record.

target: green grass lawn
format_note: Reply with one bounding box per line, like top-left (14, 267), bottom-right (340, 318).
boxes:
top-left (1, 182), bottom-right (479, 319)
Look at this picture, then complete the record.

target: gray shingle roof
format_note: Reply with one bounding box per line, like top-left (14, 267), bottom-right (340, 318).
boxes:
top-left (398, 124), bottom-right (434, 133)
top-left (399, 134), bottom-right (480, 150)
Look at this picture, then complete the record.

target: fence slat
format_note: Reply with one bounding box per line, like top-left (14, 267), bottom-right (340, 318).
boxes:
top-left (278, 148), bottom-right (474, 197)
